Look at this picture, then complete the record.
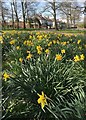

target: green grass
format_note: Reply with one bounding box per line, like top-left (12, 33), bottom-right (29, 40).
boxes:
top-left (2, 28), bottom-right (86, 34)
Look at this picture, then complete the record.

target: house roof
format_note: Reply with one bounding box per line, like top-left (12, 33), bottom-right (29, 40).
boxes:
top-left (44, 17), bottom-right (53, 22)
top-left (34, 14), bottom-right (46, 20)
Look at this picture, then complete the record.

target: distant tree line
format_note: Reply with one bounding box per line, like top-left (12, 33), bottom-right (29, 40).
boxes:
top-left (0, 0), bottom-right (85, 30)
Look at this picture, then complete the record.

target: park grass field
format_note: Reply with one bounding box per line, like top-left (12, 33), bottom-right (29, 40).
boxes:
top-left (1, 30), bottom-right (86, 120)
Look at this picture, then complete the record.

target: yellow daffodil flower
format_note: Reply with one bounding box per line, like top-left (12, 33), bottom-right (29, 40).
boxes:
top-left (0, 36), bottom-right (3, 44)
top-left (45, 49), bottom-right (50, 54)
top-left (48, 41), bottom-right (52, 47)
top-left (61, 42), bottom-right (67, 46)
top-left (27, 41), bottom-right (33, 46)
top-left (29, 35), bottom-right (32, 39)
top-left (80, 54), bottom-right (85, 60)
top-left (3, 72), bottom-right (10, 81)
top-left (56, 54), bottom-right (62, 61)
top-left (37, 91), bottom-right (47, 109)
top-left (26, 53), bottom-right (32, 60)
top-left (36, 45), bottom-right (42, 51)
top-left (61, 49), bottom-right (65, 54)
top-left (36, 45), bottom-right (42, 55)
top-left (77, 40), bottom-right (81, 44)
top-left (16, 46), bottom-right (20, 50)
top-left (0, 36), bottom-right (2, 40)
top-left (23, 40), bottom-right (27, 45)
top-left (74, 55), bottom-right (80, 62)
top-left (53, 40), bottom-right (57, 44)
top-left (19, 58), bottom-right (23, 63)
top-left (9, 40), bottom-right (16, 45)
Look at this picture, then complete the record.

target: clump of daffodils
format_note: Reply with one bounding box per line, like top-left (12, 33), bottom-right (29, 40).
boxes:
top-left (48, 41), bottom-right (52, 47)
top-left (74, 54), bottom-right (85, 62)
top-left (23, 40), bottom-right (33, 46)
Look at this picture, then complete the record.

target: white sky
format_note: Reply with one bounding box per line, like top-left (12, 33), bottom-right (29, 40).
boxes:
top-left (1, 0), bottom-right (85, 23)
top-left (2, 0), bottom-right (86, 2)
top-left (78, 0), bottom-right (85, 2)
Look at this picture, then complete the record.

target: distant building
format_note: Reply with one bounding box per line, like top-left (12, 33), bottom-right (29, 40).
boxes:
top-left (1, 14), bottom-right (66, 29)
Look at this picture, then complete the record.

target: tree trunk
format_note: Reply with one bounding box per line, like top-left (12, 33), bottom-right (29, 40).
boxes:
top-left (11, 2), bottom-right (14, 29)
top-left (73, 16), bottom-right (76, 27)
top-left (53, 0), bottom-right (58, 30)
top-left (13, 1), bottom-right (19, 29)
top-left (1, 2), bottom-right (5, 29)
top-left (21, 2), bottom-right (26, 29)
top-left (84, 4), bottom-right (86, 28)
top-left (70, 15), bottom-right (72, 27)
top-left (84, 14), bottom-right (86, 28)
top-left (67, 15), bottom-right (70, 28)
top-left (54, 12), bottom-right (58, 30)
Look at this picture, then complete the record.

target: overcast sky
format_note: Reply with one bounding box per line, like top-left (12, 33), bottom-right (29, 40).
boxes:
top-left (78, 0), bottom-right (85, 2)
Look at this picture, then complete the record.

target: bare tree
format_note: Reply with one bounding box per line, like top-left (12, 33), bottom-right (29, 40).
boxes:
top-left (42, 0), bottom-right (59, 30)
top-left (58, 0), bottom-right (81, 28)
top-left (12, 0), bottom-right (19, 29)
top-left (21, 0), bottom-right (26, 29)
top-left (1, 1), bottom-right (9, 29)
top-left (21, 0), bottom-right (40, 29)
top-left (27, 1), bottom-right (40, 28)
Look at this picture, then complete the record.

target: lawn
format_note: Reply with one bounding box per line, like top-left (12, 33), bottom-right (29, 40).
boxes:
top-left (1, 30), bottom-right (86, 120)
